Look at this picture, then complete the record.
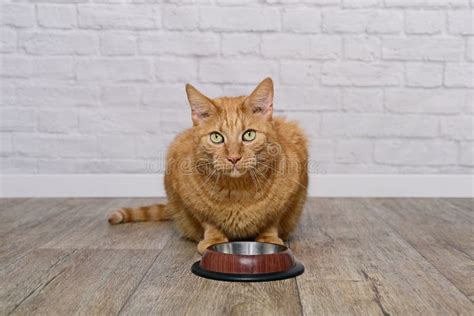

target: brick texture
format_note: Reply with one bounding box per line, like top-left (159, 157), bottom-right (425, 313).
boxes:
top-left (0, 0), bottom-right (472, 175)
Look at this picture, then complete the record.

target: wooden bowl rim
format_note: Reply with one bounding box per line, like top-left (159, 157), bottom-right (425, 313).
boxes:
top-left (205, 241), bottom-right (292, 257)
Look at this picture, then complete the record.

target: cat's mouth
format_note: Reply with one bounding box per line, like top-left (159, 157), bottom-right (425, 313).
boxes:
top-left (229, 167), bottom-right (245, 178)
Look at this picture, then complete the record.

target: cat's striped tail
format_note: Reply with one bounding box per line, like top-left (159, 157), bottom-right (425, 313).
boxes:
top-left (108, 204), bottom-right (172, 225)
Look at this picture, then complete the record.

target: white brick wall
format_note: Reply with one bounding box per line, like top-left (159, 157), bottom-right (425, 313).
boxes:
top-left (0, 0), bottom-right (472, 175)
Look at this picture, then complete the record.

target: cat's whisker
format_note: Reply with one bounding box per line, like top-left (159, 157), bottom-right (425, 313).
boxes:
top-left (256, 162), bottom-right (308, 190)
top-left (202, 169), bottom-right (217, 187)
top-left (210, 172), bottom-right (221, 195)
top-left (251, 169), bottom-right (264, 192)
top-left (249, 170), bottom-right (261, 194)
top-left (252, 169), bottom-right (282, 205)
top-left (195, 164), bottom-right (214, 174)
top-left (195, 162), bottom-right (214, 168)
top-left (251, 170), bottom-right (269, 199)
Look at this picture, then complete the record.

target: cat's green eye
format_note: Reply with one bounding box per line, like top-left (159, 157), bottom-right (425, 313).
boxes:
top-left (210, 132), bottom-right (224, 144)
top-left (242, 130), bottom-right (256, 142)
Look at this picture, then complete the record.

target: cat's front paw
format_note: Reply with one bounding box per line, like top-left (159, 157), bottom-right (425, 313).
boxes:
top-left (197, 238), bottom-right (228, 255)
top-left (256, 236), bottom-right (284, 245)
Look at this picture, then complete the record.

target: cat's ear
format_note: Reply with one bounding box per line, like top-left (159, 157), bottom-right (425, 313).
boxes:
top-left (185, 84), bottom-right (216, 126)
top-left (245, 77), bottom-right (274, 120)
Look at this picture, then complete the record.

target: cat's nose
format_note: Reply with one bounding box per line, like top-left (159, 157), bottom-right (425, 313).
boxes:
top-left (227, 156), bottom-right (241, 165)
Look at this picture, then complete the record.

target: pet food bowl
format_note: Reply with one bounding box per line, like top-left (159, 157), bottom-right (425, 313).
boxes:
top-left (191, 241), bottom-right (304, 282)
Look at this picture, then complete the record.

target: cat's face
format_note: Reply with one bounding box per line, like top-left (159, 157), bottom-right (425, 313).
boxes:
top-left (195, 97), bottom-right (273, 178)
top-left (187, 78), bottom-right (276, 178)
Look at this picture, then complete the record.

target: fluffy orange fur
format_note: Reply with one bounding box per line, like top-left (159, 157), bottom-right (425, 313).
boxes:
top-left (108, 78), bottom-right (308, 254)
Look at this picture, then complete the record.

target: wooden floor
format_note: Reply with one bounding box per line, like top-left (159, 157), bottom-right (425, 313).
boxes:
top-left (0, 198), bottom-right (472, 315)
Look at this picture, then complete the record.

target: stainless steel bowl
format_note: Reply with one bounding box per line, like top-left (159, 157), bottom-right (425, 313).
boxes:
top-left (209, 241), bottom-right (287, 255)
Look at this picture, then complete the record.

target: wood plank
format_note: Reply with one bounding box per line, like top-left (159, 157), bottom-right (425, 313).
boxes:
top-left (364, 198), bottom-right (474, 301)
top-left (0, 197), bottom-right (174, 283)
top-left (1, 198), bottom-right (170, 314)
top-left (444, 198), bottom-right (473, 210)
top-left (0, 198), bottom-right (66, 235)
top-left (119, 236), bottom-right (303, 315)
top-left (0, 198), bottom-right (118, 268)
top-left (291, 198), bottom-right (473, 315)
top-left (0, 198), bottom-right (29, 212)
top-left (57, 197), bottom-right (166, 218)
top-left (444, 198), bottom-right (473, 217)
top-left (0, 199), bottom-right (73, 268)
top-left (7, 249), bottom-right (158, 315)
top-left (0, 248), bottom-right (74, 314)
top-left (40, 198), bottom-right (174, 250)
top-left (290, 199), bottom-right (388, 315)
top-left (373, 198), bottom-right (473, 256)
top-left (1, 198), bottom-right (172, 265)
top-left (41, 220), bottom-right (174, 250)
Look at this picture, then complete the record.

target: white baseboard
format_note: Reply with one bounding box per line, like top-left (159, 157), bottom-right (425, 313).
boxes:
top-left (0, 174), bottom-right (472, 198)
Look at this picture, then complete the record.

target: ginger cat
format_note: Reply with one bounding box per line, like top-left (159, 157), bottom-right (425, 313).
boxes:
top-left (108, 78), bottom-right (308, 254)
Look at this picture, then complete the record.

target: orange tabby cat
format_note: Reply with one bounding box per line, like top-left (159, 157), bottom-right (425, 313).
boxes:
top-left (108, 78), bottom-right (308, 254)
